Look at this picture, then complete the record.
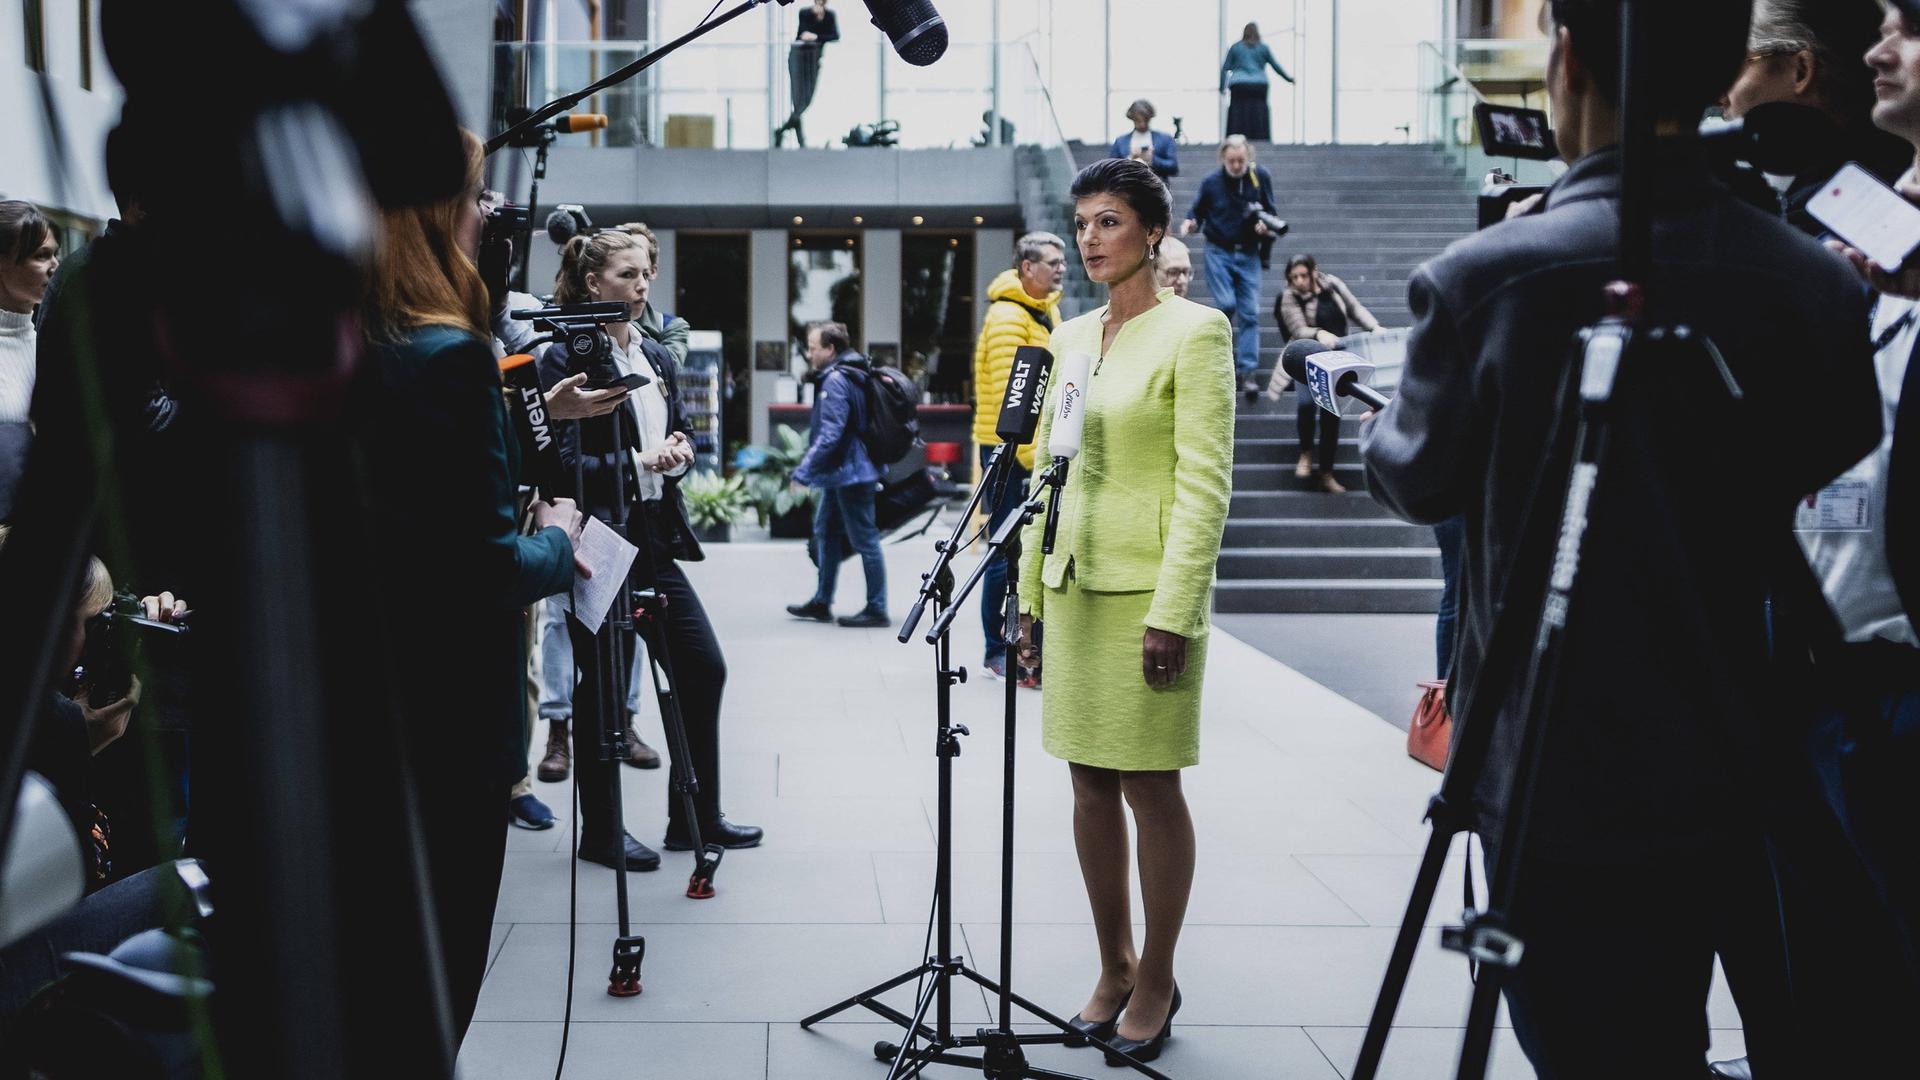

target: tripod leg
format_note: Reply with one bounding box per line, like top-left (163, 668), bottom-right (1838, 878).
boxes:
top-left (799, 963), bottom-right (938, 1030)
top-left (885, 971), bottom-right (946, 1080)
top-left (1353, 820), bottom-right (1460, 1079)
top-left (1454, 973), bottom-right (1504, 1080)
top-left (635, 602), bottom-right (722, 898)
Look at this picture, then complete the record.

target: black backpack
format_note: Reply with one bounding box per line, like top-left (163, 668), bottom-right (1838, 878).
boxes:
top-left (839, 357), bottom-right (921, 466)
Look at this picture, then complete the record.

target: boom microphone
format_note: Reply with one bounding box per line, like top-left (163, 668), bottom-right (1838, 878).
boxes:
top-left (1281, 349), bottom-right (1391, 415)
top-left (546, 204), bottom-right (592, 245)
top-left (862, 0), bottom-right (948, 66)
top-left (1041, 351), bottom-right (1093, 554)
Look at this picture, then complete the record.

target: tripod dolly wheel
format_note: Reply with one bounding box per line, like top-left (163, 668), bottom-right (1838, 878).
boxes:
top-left (686, 845), bottom-right (725, 899)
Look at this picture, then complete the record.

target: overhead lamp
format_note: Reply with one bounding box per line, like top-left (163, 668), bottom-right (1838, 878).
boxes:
top-left (972, 216), bottom-right (985, 225)
top-left (792, 215), bottom-right (805, 225)
top-left (911, 215), bottom-right (925, 226)
top-left (852, 215), bottom-right (865, 225)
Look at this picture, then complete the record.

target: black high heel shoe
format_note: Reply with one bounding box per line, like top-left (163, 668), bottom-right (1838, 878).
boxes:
top-left (1063, 984), bottom-right (1133, 1048)
top-left (1103, 984), bottom-right (1180, 1067)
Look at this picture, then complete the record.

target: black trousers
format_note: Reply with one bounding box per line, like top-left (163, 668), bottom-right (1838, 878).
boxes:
top-left (569, 557), bottom-right (727, 840)
top-left (783, 43), bottom-right (823, 132)
top-left (1285, 340), bottom-right (1341, 472)
top-left (1225, 83), bottom-right (1271, 141)
top-left (1499, 834), bottom-right (1797, 1079)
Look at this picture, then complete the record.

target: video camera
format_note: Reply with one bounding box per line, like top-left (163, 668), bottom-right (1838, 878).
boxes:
top-left (67, 591), bottom-right (188, 709)
top-left (508, 301), bottom-right (645, 390)
top-left (845, 120), bottom-right (901, 148)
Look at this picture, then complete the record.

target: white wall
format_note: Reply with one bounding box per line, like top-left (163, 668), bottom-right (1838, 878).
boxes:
top-left (412, 0), bottom-right (498, 131)
top-left (861, 229), bottom-right (901, 352)
top-left (748, 228), bottom-right (790, 446)
top-left (0, 0), bottom-right (120, 220)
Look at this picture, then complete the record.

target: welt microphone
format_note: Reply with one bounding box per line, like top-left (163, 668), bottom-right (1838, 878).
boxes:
top-left (499, 353), bottom-right (567, 499)
top-left (988, 345), bottom-right (1053, 504)
top-left (1042, 350), bottom-right (1093, 555)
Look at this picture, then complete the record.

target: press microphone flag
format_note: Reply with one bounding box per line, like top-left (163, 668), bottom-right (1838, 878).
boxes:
top-left (499, 354), bottom-right (566, 498)
top-left (863, 0), bottom-right (948, 66)
top-left (1047, 351), bottom-right (1094, 462)
top-left (1281, 349), bottom-right (1390, 416)
top-left (995, 346), bottom-right (1054, 446)
top-left (1041, 351), bottom-right (1094, 555)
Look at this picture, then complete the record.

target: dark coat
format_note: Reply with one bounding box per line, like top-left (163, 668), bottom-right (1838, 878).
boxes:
top-left (1362, 142), bottom-right (1884, 860)
top-left (369, 325), bottom-right (573, 790)
top-left (794, 352), bottom-right (881, 490)
top-left (1187, 165), bottom-right (1276, 252)
top-left (534, 330), bottom-right (704, 567)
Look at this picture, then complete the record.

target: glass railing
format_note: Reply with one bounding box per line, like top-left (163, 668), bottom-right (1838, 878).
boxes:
top-left (1415, 38), bottom-right (1557, 183)
top-left (493, 39), bottom-right (1065, 151)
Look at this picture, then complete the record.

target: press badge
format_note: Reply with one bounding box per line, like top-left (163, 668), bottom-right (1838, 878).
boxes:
top-left (1796, 479), bottom-right (1873, 532)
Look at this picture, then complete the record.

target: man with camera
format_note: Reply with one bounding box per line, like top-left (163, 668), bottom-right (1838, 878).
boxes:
top-left (1181, 135), bottom-right (1280, 398)
top-left (1362, 0), bottom-right (1884, 1074)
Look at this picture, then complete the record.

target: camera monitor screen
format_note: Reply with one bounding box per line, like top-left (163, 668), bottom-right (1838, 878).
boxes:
top-left (1474, 104), bottom-right (1559, 162)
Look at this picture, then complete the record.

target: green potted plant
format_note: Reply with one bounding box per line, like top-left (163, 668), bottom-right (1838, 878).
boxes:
top-left (679, 470), bottom-right (751, 544)
top-left (735, 424), bottom-right (816, 539)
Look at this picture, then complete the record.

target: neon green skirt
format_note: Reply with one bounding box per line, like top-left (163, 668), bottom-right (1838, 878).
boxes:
top-left (1039, 578), bottom-right (1207, 772)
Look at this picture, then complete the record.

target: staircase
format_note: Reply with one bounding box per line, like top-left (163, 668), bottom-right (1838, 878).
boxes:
top-left (1063, 141), bottom-right (1480, 613)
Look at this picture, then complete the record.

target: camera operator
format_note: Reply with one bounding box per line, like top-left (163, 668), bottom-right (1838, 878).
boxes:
top-left (1720, 0), bottom-right (1910, 231)
top-left (360, 128), bottom-right (585, 1048)
top-left (537, 230), bottom-right (761, 872)
top-left (1360, 1), bottom-right (1884, 1075)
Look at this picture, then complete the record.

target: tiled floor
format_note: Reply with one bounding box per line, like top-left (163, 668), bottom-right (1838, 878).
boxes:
top-left (460, 541), bottom-right (1750, 1079)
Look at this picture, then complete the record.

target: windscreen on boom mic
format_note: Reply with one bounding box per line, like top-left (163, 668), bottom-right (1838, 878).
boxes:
top-left (863, 0), bottom-right (948, 66)
top-left (548, 113), bottom-right (608, 135)
top-left (547, 204), bottom-right (592, 245)
top-left (1281, 349), bottom-right (1391, 415)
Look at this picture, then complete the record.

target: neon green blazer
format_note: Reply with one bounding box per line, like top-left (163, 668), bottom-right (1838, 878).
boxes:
top-left (1018, 290), bottom-right (1236, 638)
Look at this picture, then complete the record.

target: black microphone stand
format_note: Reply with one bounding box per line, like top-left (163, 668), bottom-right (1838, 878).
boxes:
top-left (1350, 5), bottom-right (1746, 1078)
top-left (803, 450), bottom-right (1173, 1080)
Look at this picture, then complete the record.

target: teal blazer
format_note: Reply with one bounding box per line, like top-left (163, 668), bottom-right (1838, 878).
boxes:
top-left (1019, 291), bottom-right (1235, 638)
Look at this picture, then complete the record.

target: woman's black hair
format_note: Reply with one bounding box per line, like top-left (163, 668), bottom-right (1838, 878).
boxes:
top-left (0, 201), bottom-right (50, 266)
top-left (1286, 253), bottom-right (1318, 276)
top-left (1069, 158), bottom-right (1172, 239)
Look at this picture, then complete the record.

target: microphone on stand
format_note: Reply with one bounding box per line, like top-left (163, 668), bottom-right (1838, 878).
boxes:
top-left (1282, 348), bottom-right (1391, 416)
top-left (499, 353), bottom-right (567, 499)
top-left (1041, 351), bottom-right (1094, 555)
top-left (989, 345), bottom-right (1054, 506)
top-left (862, 0), bottom-right (948, 66)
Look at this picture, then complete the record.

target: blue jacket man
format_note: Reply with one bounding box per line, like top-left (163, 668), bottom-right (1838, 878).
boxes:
top-left (1182, 135), bottom-right (1276, 389)
top-left (787, 320), bottom-right (888, 627)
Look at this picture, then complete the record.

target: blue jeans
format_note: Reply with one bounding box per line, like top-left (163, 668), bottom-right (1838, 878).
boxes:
top-left (812, 481), bottom-right (887, 615)
top-left (978, 445), bottom-right (1031, 665)
top-left (1204, 245), bottom-right (1263, 378)
top-left (539, 595), bottom-right (642, 718)
top-left (1433, 514), bottom-right (1467, 678)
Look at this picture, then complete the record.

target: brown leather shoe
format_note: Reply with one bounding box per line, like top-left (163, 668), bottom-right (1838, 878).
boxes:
top-left (1319, 472), bottom-right (1348, 495)
top-left (621, 722), bottom-right (662, 770)
top-left (537, 718), bottom-right (571, 782)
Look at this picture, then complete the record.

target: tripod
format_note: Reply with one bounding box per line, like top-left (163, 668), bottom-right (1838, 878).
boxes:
top-left (566, 396), bottom-right (724, 998)
top-left (1351, 5), bottom-right (1752, 1076)
top-left (801, 448), bottom-right (1172, 1080)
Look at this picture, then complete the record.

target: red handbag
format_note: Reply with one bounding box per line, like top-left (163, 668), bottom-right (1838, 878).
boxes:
top-left (1407, 679), bottom-right (1452, 772)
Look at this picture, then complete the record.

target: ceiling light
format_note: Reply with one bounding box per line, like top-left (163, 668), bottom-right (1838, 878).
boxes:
top-left (911, 215), bottom-right (925, 226)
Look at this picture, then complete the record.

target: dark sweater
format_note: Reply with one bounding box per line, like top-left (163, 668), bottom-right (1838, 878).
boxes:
top-left (1187, 165), bottom-right (1276, 251)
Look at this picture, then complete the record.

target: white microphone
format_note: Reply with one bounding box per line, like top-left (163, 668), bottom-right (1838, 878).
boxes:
top-left (1041, 350), bottom-right (1094, 554)
top-left (1047, 351), bottom-right (1094, 462)
top-left (1281, 348), bottom-right (1390, 416)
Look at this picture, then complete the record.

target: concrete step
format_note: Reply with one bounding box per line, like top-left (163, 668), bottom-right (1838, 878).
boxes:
top-left (1214, 578), bottom-right (1443, 614)
top-left (1234, 461), bottom-right (1369, 492)
top-left (1227, 490), bottom-right (1398, 519)
top-left (1234, 438), bottom-right (1361, 464)
top-left (1222, 517), bottom-right (1436, 547)
top-left (1216, 546), bottom-right (1443, 579)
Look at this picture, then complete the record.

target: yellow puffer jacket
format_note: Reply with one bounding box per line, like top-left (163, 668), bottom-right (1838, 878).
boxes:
top-left (972, 269), bottom-right (1062, 471)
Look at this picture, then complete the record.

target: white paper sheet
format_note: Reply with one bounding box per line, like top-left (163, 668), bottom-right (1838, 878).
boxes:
top-left (561, 516), bottom-right (639, 634)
